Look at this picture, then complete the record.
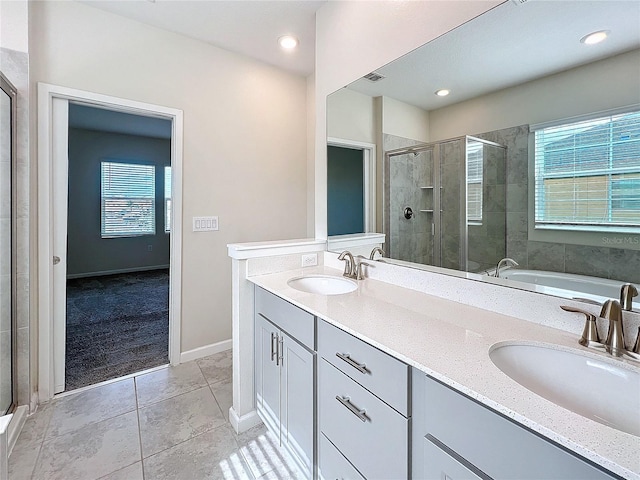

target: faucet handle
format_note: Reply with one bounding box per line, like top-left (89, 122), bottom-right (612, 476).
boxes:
top-left (620, 283), bottom-right (638, 311)
top-left (560, 305), bottom-right (601, 347)
top-left (355, 261), bottom-right (370, 280)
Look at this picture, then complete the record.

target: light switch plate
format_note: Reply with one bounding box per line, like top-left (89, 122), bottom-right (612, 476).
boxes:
top-left (301, 253), bottom-right (318, 267)
top-left (193, 216), bottom-right (219, 232)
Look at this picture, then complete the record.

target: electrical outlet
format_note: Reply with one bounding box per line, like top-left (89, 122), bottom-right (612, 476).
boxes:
top-left (301, 253), bottom-right (318, 267)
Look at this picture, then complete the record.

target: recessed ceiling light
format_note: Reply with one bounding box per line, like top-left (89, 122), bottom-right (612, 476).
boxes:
top-left (278, 35), bottom-right (299, 50)
top-left (580, 30), bottom-right (609, 45)
top-left (435, 89), bottom-right (450, 97)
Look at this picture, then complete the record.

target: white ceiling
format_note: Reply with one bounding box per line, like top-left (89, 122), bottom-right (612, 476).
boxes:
top-left (347, 1), bottom-right (640, 111)
top-left (78, 0), bottom-right (326, 77)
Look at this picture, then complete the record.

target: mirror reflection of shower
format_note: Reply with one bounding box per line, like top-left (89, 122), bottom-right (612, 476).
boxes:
top-left (384, 136), bottom-right (506, 273)
top-left (0, 72), bottom-right (17, 416)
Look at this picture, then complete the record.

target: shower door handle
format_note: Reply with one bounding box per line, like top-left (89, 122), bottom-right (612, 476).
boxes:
top-left (53, 256), bottom-right (61, 265)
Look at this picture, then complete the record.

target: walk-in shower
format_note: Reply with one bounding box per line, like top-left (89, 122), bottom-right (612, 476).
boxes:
top-left (384, 136), bottom-right (507, 273)
top-left (0, 72), bottom-right (17, 416)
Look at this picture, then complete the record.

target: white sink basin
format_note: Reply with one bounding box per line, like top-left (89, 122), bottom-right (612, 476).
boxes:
top-left (287, 275), bottom-right (357, 295)
top-left (489, 342), bottom-right (640, 436)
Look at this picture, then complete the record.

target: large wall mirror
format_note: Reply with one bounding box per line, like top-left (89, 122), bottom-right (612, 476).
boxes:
top-left (327, 0), bottom-right (640, 309)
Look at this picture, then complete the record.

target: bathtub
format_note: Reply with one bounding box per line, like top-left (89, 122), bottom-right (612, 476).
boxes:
top-left (497, 268), bottom-right (626, 301)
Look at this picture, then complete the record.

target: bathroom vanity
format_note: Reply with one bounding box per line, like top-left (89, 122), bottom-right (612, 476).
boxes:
top-left (248, 266), bottom-right (639, 480)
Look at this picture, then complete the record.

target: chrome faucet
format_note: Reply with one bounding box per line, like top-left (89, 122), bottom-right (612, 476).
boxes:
top-left (338, 251), bottom-right (369, 280)
top-left (561, 299), bottom-right (640, 360)
top-left (338, 251), bottom-right (355, 278)
top-left (620, 283), bottom-right (638, 311)
top-left (601, 299), bottom-right (626, 357)
top-left (494, 258), bottom-right (518, 278)
top-left (369, 247), bottom-right (385, 261)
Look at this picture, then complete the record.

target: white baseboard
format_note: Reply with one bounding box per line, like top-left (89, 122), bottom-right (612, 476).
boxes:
top-left (229, 407), bottom-right (262, 434)
top-left (180, 339), bottom-right (232, 363)
top-left (7, 406), bottom-right (27, 455)
top-left (66, 264), bottom-right (170, 280)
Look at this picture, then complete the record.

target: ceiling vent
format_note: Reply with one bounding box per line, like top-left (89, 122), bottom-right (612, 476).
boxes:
top-left (363, 72), bottom-right (385, 82)
top-left (511, 0), bottom-right (532, 4)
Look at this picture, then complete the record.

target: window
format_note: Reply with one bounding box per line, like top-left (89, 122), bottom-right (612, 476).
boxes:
top-left (164, 166), bottom-right (172, 233)
top-left (534, 110), bottom-right (640, 232)
top-left (467, 141), bottom-right (483, 224)
top-left (101, 161), bottom-right (156, 238)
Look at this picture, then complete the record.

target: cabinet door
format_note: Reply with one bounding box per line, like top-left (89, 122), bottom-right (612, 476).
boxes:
top-left (281, 331), bottom-right (315, 478)
top-left (255, 313), bottom-right (281, 437)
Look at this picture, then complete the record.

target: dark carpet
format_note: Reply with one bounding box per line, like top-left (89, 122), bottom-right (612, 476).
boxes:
top-left (65, 269), bottom-right (169, 391)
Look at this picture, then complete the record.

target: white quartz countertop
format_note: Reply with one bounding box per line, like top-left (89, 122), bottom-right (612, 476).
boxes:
top-left (249, 266), bottom-right (640, 479)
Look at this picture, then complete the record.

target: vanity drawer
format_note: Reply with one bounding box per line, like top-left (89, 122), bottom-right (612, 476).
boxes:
top-left (319, 433), bottom-right (365, 480)
top-left (320, 359), bottom-right (409, 480)
top-left (255, 287), bottom-right (315, 350)
top-left (423, 375), bottom-right (618, 480)
top-left (318, 320), bottom-right (409, 415)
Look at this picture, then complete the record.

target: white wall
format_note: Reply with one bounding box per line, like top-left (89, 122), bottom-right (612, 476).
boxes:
top-left (429, 49), bottom-right (640, 141)
top-left (314, 0), bottom-right (502, 238)
top-left (327, 88), bottom-right (376, 143)
top-left (381, 96), bottom-right (430, 143)
top-left (0, 0), bottom-right (29, 53)
top-left (29, 1), bottom-right (308, 353)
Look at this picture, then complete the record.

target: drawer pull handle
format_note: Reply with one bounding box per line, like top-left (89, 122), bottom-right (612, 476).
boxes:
top-left (271, 332), bottom-right (277, 362)
top-left (336, 352), bottom-right (368, 374)
top-left (336, 395), bottom-right (369, 422)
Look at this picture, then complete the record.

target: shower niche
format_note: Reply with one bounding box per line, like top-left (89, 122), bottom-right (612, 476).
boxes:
top-left (384, 136), bottom-right (507, 273)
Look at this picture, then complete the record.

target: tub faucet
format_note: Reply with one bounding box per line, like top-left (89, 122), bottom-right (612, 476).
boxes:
top-left (620, 283), bottom-right (638, 311)
top-left (494, 258), bottom-right (519, 278)
top-left (369, 247), bottom-right (385, 260)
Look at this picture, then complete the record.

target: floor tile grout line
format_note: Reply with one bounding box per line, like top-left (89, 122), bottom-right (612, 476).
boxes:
top-left (140, 422), bottom-right (234, 461)
top-left (134, 378), bottom-right (146, 480)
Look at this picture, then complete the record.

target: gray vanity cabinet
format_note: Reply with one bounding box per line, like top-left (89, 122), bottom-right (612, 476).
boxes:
top-left (254, 287), bottom-right (316, 478)
top-left (412, 370), bottom-right (619, 480)
top-left (318, 320), bottom-right (410, 480)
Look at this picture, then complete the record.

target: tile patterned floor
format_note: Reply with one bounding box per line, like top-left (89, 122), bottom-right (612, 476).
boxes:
top-left (8, 350), bottom-right (305, 480)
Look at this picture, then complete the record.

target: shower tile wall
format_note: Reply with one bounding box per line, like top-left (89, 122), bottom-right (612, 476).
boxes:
top-left (384, 134), bottom-right (433, 264)
top-left (467, 142), bottom-right (506, 273)
top-left (1, 47), bottom-right (30, 407)
top-left (476, 125), bottom-right (640, 284)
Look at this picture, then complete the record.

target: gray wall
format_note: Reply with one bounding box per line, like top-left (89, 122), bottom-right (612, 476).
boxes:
top-left (477, 125), bottom-right (640, 284)
top-left (67, 128), bottom-right (171, 277)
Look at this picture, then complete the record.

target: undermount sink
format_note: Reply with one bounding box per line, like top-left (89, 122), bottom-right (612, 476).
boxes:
top-left (489, 342), bottom-right (640, 436)
top-left (287, 275), bottom-right (357, 295)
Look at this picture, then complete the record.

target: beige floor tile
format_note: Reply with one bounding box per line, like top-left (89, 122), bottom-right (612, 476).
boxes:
top-left (142, 425), bottom-right (253, 479)
top-left (135, 362), bottom-right (207, 407)
top-left (210, 377), bottom-right (232, 421)
top-left (98, 461), bottom-right (144, 480)
top-left (33, 410), bottom-right (141, 480)
top-left (237, 424), bottom-right (305, 480)
top-left (196, 349), bottom-right (232, 385)
top-left (138, 386), bottom-right (226, 458)
top-left (46, 379), bottom-right (136, 439)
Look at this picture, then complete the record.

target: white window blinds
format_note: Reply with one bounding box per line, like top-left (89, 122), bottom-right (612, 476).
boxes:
top-left (101, 161), bottom-right (156, 238)
top-left (534, 110), bottom-right (640, 232)
top-left (164, 166), bottom-right (172, 233)
top-left (467, 141), bottom-right (483, 224)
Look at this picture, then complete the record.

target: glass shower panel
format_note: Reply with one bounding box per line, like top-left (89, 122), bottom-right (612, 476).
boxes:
top-left (0, 85), bottom-right (13, 415)
top-left (439, 138), bottom-right (465, 270)
top-left (466, 139), bottom-right (507, 273)
top-left (388, 148), bottom-right (434, 265)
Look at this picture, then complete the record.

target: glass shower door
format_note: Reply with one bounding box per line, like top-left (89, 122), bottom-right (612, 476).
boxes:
top-left (0, 74), bottom-right (16, 415)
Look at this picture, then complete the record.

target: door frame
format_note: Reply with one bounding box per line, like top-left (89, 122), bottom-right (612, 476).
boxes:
top-left (37, 83), bottom-right (184, 401)
top-left (327, 137), bottom-right (376, 233)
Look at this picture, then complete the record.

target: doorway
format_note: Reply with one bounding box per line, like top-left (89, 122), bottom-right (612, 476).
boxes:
top-left (38, 83), bottom-right (183, 400)
top-left (64, 104), bottom-right (173, 390)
